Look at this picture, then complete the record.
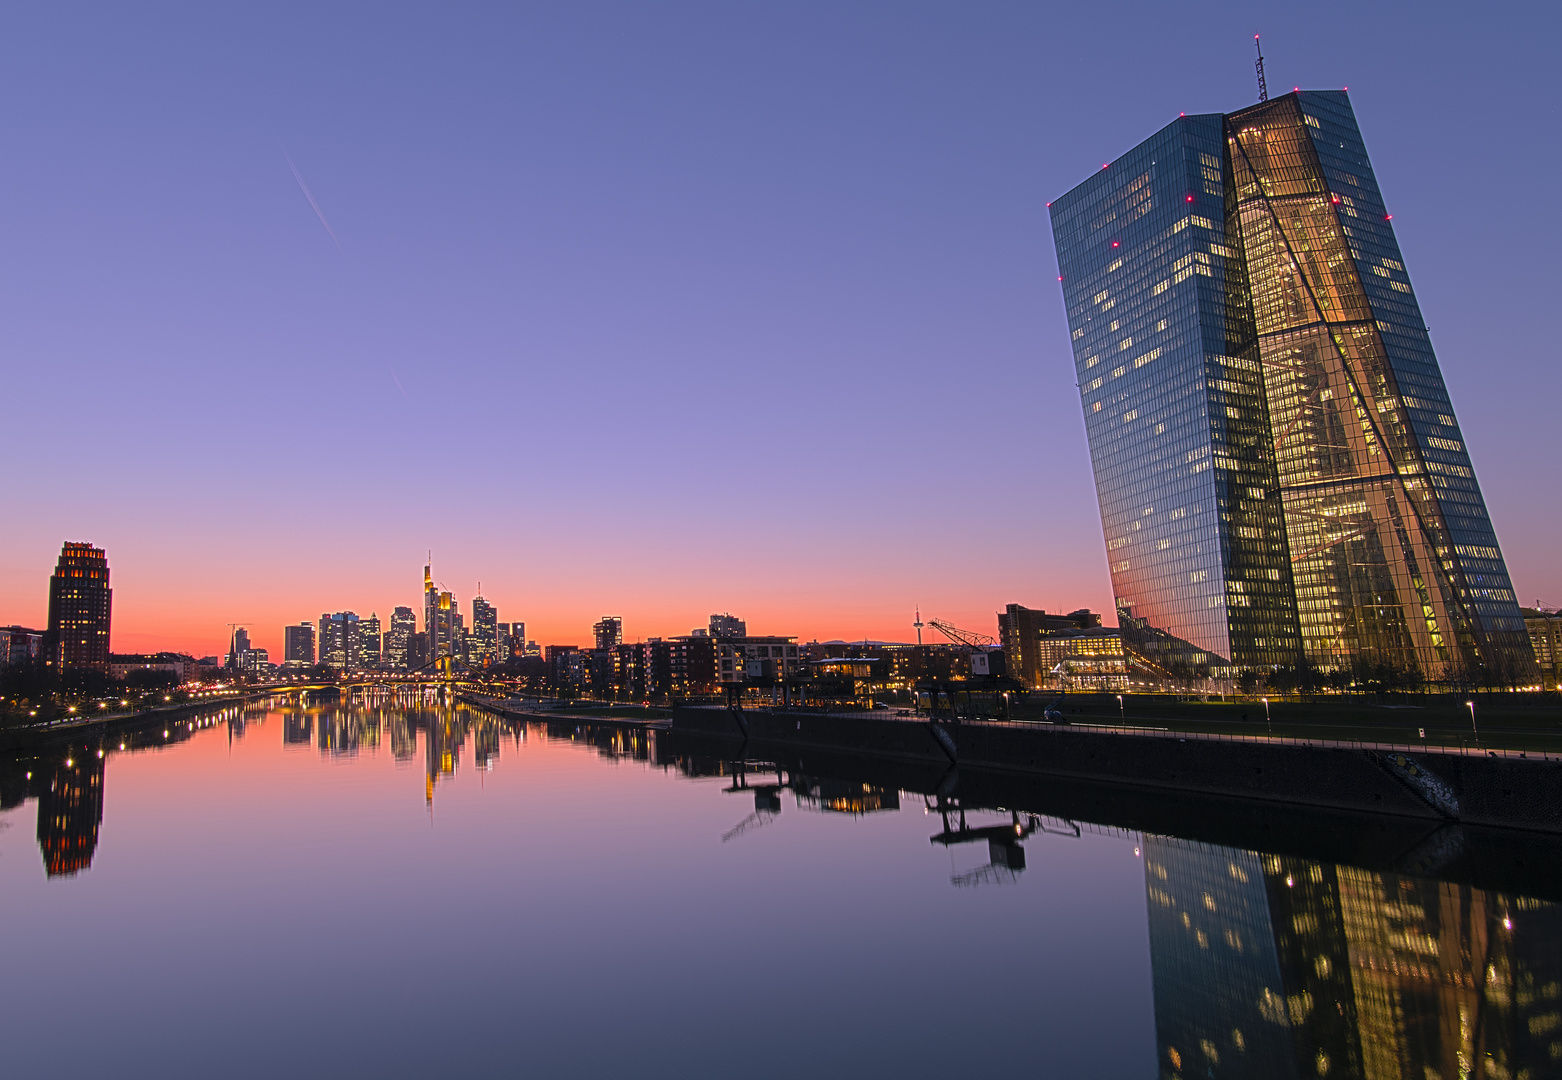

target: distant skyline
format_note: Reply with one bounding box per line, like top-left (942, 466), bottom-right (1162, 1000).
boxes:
top-left (2, 3), bottom-right (1557, 660)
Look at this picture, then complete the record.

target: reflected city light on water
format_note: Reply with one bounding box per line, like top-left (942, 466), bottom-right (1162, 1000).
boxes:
top-left (0, 694), bottom-right (1557, 1077)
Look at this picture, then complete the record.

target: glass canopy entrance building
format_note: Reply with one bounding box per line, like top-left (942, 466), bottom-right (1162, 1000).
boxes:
top-left (1049, 92), bottom-right (1532, 682)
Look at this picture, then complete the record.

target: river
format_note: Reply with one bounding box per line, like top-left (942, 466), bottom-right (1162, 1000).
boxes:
top-left (0, 695), bottom-right (1554, 1078)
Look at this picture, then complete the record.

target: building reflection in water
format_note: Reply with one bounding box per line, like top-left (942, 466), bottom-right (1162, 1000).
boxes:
top-left (36, 754), bottom-right (105, 878)
top-left (283, 712), bottom-right (312, 746)
top-left (1145, 835), bottom-right (1562, 1079)
top-left (314, 708), bottom-right (383, 755)
top-left (13, 697), bottom-right (1562, 1080)
top-left (274, 696), bottom-right (522, 806)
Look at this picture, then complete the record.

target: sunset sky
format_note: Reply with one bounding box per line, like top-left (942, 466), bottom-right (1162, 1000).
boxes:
top-left (2, 2), bottom-right (1557, 659)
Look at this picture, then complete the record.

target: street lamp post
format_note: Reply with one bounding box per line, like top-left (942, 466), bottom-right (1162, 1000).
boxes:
top-left (1117, 694), bottom-right (1124, 721)
top-left (1263, 697), bottom-right (1271, 737)
top-left (1467, 700), bottom-right (1479, 748)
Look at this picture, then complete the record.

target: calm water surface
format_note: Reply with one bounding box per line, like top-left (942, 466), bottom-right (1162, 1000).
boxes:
top-left (1, 697), bottom-right (1556, 1079)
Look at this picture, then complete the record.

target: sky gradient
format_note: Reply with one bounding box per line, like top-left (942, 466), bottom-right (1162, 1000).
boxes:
top-left (2, 2), bottom-right (1557, 659)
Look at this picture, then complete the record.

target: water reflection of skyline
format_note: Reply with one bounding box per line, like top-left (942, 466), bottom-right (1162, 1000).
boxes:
top-left (275, 698), bottom-right (525, 805)
top-left (672, 742), bottom-right (1562, 1079)
top-left (1147, 835), bottom-right (1562, 1079)
top-left (4, 701), bottom-right (1562, 1077)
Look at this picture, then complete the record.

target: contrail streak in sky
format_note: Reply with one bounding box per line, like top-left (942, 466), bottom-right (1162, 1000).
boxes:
top-left (282, 149), bottom-right (343, 251)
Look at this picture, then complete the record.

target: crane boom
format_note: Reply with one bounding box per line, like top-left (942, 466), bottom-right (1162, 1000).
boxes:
top-left (927, 618), bottom-right (997, 649)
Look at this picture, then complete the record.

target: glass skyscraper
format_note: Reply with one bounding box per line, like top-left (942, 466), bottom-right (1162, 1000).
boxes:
top-left (1050, 91), bottom-right (1533, 682)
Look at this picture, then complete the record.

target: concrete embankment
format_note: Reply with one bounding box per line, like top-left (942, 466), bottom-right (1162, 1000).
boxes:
top-left (670, 726), bottom-right (1562, 901)
top-left (460, 694), bottom-right (670, 729)
top-left (672, 705), bottom-right (1562, 835)
top-left (0, 693), bottom-right (270, 754)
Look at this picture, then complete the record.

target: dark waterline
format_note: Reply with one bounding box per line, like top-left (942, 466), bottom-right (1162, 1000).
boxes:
top-left (0, 697), bottom-right (1554, 1078)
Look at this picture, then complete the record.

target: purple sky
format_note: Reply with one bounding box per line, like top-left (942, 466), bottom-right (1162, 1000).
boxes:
top-left (1, 2), bottom-right (1556, 656)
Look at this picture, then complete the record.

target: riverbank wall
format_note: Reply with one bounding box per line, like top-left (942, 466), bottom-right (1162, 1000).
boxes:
top-left (460, 693), bottom-right (671, 729)
top-left (0, 692), bottom-right (270, 754)
top-left (672, 705), bottom-right (1562, 834)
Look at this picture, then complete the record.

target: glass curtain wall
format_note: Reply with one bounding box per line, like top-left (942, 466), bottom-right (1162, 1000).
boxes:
top-left (1051, 116), bottom-right (1302, 678)
top-left (1225, 93), bottom-right (1533, 683)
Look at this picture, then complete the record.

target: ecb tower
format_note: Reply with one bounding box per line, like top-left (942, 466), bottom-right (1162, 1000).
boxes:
top-left (1049, 92), bottom-right (1532, 682)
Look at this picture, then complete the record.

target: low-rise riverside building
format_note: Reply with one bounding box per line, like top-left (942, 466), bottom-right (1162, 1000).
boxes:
top-left (0, 626), bottom-right (45, 667)
top-left (1522, 608), bottom-right (1562, 691)
top-left (108, 652), bottom-right (204, 682)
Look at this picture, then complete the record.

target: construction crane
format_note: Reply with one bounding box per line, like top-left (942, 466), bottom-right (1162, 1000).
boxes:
top-left (927, 618), bottom-right (997, 649)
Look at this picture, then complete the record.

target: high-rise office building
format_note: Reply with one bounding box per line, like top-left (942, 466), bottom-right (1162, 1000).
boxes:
top-left (496, 621), bottom-right (525, 662)
top-left (387, 607), bottom-right (416, 670)
top-left (359, 613), bottom-right (381, 668)
top-left (226, 627), bottom-right (251, 670)
top-left (470, 595), bottom-right (497, 667)
top-left (407, 631), bottom-right (429, 670)
top-left (46, 542), bottom-right (112, 670)
top-left (593, 616), bottom-right (623, 651)
top-left (318, 612), bottom-right (359, 669)
top-left (1050, 91), bottom-right (1533, 681)
top-left (423, 564), bottom-right (457, 663)
top-left (284, 622), bottom-right (316, 667)
top-left (423, 564), bottom-right (437, 654)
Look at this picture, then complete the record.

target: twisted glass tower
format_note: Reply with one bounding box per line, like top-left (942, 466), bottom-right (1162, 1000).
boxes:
top-left (1050, 92), bottom-right (1533, 682)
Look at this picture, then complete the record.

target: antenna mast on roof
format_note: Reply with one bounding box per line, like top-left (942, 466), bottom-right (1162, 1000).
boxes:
top-left (1254, 35), bottom-right (1268, 102)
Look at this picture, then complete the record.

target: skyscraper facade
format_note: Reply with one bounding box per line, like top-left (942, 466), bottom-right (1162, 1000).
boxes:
top-left (387, 607), bottom-right (416, 670)
top-left (495, 622), bottom-right (529, 662)
top-left (359, 613), bottom-right (381, 668)
top-left (46, 542), bottom-right (112, 670)
top-left (318, 612), bottom-right (359, 669)
top-left (423, 565), bottom-right (457, 664)
top-left (227, 627), bottom-right (251, 670)
top-left (470, 596), bottom-right (497, 667)
top-left (1050, 91), bottom-right (1533, 682)
top-left (284, 622), bottom-right (316, 666)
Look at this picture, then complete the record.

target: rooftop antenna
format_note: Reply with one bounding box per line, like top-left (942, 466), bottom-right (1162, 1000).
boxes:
top-left (914, 607), bottom-right (924, 646)
top-left (1254, 35), bottom-right (1269, 102)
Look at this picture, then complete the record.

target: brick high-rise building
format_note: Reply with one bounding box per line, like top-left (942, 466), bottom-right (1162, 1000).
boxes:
top-left (46, 542), bottom-right (112, 670)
